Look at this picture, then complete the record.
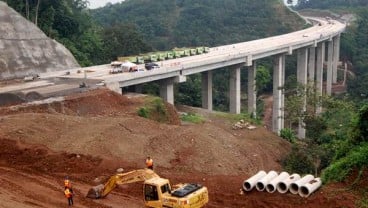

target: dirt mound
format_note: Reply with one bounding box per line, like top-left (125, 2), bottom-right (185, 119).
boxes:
top-left (0, 138), bottom-right (101, 176)
top-left (0, 88), bottom-right (360, 207)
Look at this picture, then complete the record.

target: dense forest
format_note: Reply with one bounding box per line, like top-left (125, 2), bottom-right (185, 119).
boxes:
top-left (296, 0), bottom-right (368, 10)
top-left (91, 0), bottom-right (305, 50)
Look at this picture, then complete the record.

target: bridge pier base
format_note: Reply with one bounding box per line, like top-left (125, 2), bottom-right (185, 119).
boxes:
top-left (297, 48), bottom-right (308, 139)
top-left (272, 55), bottom-right (284, 135)
top-left (229, 66), bottom-right (241, 114)
top-left (160, 78), bottom-right (174, 105)
top-left (316, 42), bottom-right (325, 114)
top-left (201, 71), bottom-right (213, 111)
top-left (247, 62), bottom-right (257, 118)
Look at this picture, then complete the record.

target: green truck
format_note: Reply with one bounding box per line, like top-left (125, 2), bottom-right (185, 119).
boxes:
top-left (117, 46), bottom-right (210, 64)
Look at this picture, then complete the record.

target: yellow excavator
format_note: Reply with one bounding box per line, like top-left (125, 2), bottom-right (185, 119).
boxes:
top-left (86, 169), bottom-right (209, 208)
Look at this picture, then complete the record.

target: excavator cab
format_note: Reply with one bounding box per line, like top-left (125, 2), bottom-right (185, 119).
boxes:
top-left (144, 177), bottom-right (172, 207)
top-left (144, 177), bottom-right (208, 208)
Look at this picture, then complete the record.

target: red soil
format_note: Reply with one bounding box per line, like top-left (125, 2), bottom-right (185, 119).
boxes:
top-left (0, 88), bottom-right (361, 207)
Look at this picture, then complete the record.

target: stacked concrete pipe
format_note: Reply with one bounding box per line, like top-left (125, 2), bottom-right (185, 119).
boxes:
top-left (243, 171), bottom-right (267, 191)
top-left (289, 174), bottom-right (314, 194)
top-left (276, 173), bottom-right (301, 194)
top-left (266, 172), bottom-right (290, 193)
top-left (299, 177), bottom-right (322, 197)
top-left (255, 171), bottom-right (278, 191)
top-left (243, 171), bottom-right (321, 197)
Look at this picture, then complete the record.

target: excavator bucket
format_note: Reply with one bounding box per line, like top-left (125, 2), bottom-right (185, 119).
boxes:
top-left (86, 169), bottom-right (159, 199)
top-left (87, 184), bottom-right (104, 199)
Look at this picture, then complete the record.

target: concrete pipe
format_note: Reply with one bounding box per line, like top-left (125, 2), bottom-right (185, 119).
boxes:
top-left (266, 172), bottom-right (290, 193)
top-left (243, 171), bottom-right (267, 191)
top-left (289, 174), bottom-right (314, 194)
top-left (299, 177), bottom-right (322, 198)
top-left (276, 173), bottom-right (301, 194)
top-left (256, 171), bottom-right (278, 191)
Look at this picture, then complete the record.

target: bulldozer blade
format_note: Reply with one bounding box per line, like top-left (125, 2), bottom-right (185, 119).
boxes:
top-left (86, 184), bottom-right (104, 199)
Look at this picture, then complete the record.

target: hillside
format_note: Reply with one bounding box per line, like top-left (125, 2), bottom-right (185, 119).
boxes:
top-left (92, 0), bottom-right (306, 50)
top-left (0, 1), bottom-right (79, 80)
top-left (0, 88), bottom-right (362, 207)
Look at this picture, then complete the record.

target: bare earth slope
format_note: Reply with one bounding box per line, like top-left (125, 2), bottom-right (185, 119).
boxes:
top-left (0, 89), bottom-right (359, 207)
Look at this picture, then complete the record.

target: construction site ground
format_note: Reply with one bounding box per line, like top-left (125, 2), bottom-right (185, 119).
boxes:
top-left (0, 88), bottom-right (363, 208)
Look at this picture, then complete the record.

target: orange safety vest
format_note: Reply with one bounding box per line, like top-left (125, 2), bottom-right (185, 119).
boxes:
top-left (64, 179), bottom-right (71, 188)
top-left (146, 158), bottom-right (153, 167)
top-left (64, 188), bottom-right (72, 198)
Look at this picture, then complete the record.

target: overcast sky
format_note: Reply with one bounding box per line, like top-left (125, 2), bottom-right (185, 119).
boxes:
top-left (88, 0), bottom-right (123, 9)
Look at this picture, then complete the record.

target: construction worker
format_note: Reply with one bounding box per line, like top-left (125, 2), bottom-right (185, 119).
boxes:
top-left (64, 176), bottom-right (72, 189)
top-left (64, 187), bottom-right (74, 206)
top-left (146, 156), bottom-right (153, 170)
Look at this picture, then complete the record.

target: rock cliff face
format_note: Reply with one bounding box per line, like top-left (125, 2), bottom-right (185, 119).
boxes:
top-left (0, 1), bottom-right (80, 80)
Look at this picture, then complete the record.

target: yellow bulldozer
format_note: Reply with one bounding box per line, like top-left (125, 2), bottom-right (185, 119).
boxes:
top-left (86, 169), bottom-right (209, 208)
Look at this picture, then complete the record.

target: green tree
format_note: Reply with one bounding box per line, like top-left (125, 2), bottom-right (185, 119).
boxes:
top-left (351, 105), bottom-right (368, 144)
top-left (175, 74), bottom-right (202, 107)
top-left (101, 23), bottom-right (152, 61)
top-left (256, 65), bottom-right (272, 95)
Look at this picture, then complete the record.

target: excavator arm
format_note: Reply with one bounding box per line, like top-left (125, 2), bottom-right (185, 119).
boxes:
top-left (86, 169), bottom-right (159, 199)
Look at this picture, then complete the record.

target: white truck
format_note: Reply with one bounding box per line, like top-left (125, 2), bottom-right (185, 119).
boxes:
top-left (121, 61), bottom-right (138, 72)
top-left (110, 61), bottom-right (139, 74)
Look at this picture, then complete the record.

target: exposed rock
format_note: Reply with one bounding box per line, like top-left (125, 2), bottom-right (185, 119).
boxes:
top-left (232, 120), bottom-right (257, 130)
top-left (0, 1), bottom-right (79, 80)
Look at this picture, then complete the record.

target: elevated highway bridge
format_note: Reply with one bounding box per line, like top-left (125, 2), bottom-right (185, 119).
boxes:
top-left (1, 17), bottom-right (346, 139)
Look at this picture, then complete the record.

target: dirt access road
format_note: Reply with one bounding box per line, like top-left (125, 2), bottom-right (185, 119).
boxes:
top-left (0, 88), bottom-right (360, 207)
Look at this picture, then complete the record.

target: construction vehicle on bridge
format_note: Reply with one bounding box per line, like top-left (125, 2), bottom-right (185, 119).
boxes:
top-left (86, 169), bottom-right (209, 208)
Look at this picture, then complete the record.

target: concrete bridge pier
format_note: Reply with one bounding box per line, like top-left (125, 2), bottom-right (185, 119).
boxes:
top-left (316, 42), bottom-right (325, 114)
top-left (229, 65), bottom-right (242, 114)
top-left (281, 56), bottom-right (286, 129)
top-left (160, 78), bottom-right (174, 104)
top-left (308, 47), bottom-right (316, 85)
top-left (272, 55), bottom-right (285, 135)
top-left (297, 48), bottom-right (308, 139)
top-left (247, 61), bottom-right (257, 118)
top-left (326, 39), bottom-right (334, 96)
top-left (202, 71), bottom-right (213, 111)
top-left (332, 35), bottom-right (341, 84)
